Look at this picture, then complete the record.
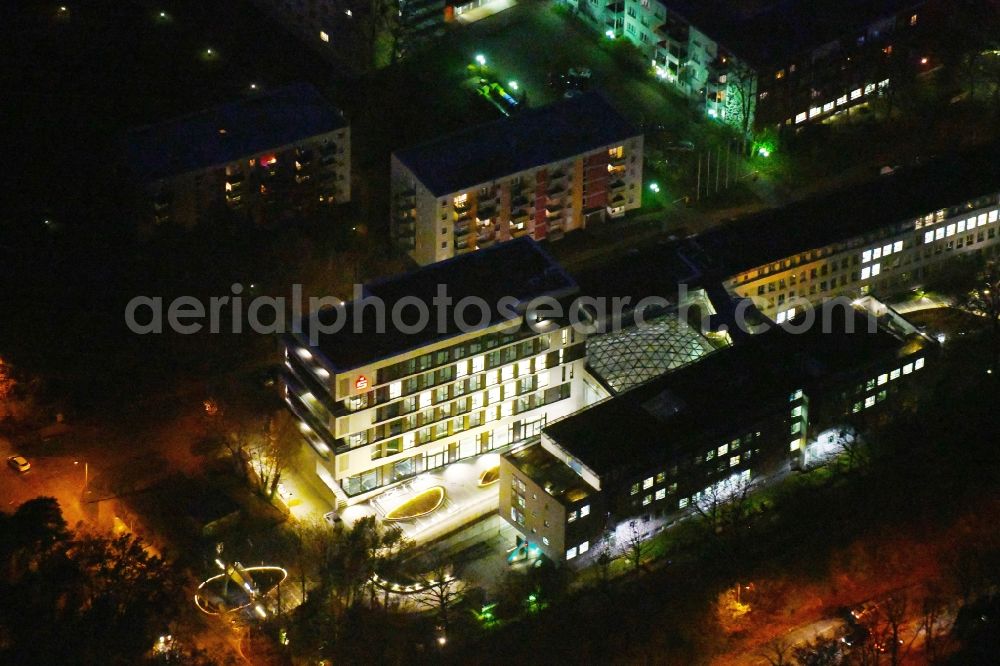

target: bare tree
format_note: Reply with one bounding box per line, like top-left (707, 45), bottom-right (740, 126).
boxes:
top-left (619, 520), bottom-right (645, 572)
top-left (693, 472), bottom-right (759, 537)
top-left (413, 557), bottom-right (464, 632)
top-left (882, 594), bottom-right (908, 666)
top-left (247, 411), bottom-right (300, 499)
top-left (837, 428), bottom-right (870, 474)
top-left (918, 587), bottom-right (954, 664)
top-left (759, 635), bottom-right (794, 666)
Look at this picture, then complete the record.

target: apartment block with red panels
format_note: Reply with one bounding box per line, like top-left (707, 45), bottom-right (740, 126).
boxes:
top-left (390, 93), bottom-right (643, 266)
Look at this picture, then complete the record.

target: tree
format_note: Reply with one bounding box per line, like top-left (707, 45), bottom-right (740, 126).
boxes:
top-left (882, 593), bottom-right (908, 666)
top-left (759, 636), bottom-right (794, 666)
top-left (693, 472), bottom-right (759, 537)
top-left (930, 256), bottom-right (1000, 371)
top-left (793, 635), bottom-right (841, 666)
top-left (723, 59), bottom-right (757, 137)
top-left (619, 520), bottom-right (645, 572)
top-left (247, 410), bottom-right (300, 499)
top-left (0, 500), bottom-right (181, 665)
top-left (413, 557), bottom-right (464, 632)
top-left (917, 586), bottom-right (955, 664)
top-left (350, 0), bottom-right (403, 71)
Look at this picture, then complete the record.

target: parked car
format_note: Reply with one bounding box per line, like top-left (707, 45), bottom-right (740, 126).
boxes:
top-left (7, 455), bottom-right (30, 473)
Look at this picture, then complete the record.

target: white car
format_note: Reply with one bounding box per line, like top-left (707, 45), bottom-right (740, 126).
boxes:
top-left (7, 455), bottom-right (30, 473)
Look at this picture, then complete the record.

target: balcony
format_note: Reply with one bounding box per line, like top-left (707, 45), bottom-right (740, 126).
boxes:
top-left (510, 224), bottom-right (531, 238)
top-left (510, 208), bottom-right (530, 223)
top-left (454, 219), bottom-right (473, 236)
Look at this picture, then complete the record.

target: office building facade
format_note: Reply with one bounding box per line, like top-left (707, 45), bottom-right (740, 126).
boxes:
top-left (501, 304), bottom-right (934, 565)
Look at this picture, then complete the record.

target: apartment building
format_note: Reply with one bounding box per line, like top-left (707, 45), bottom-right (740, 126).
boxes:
top-left (125, 83), bottom-right (350, 228)
top-left (281, 238), bottom-right (608, 506)
top-left (501, 303), bottom-right (933, 565)
top-left (566, 0), bottom-right (930, 130)
top-left (391, 93), bottom-right (643, 266)
top-left (703, 149), bottom-right (1000, 322)
top-left (246, 0), bottom-right (444, 71)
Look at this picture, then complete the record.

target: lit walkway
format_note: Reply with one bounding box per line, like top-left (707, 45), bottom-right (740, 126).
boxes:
top-left (455, 0), bottom-right (517, 24)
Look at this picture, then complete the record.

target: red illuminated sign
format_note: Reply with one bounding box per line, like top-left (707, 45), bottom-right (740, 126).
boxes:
top-left (260, 154), bottom-right (278, 167)
top-left (355, 375), bottom-right (368, 390)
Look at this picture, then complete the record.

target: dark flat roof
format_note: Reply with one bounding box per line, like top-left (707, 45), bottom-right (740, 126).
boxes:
top-left (545, 306), bottom-right (916, 477)
top-left (506, 444), bottom-right (593, 505)
top-left (299, 238), bottom-right (578, 371)
top-left (690, 145), bottom-right (1000, 279)
top-left (393, 93), bottom-right (639, 197)
top-left (126, 83), bottom-right (346, 182)
top-left (666, 0), bottom-right (920, 66)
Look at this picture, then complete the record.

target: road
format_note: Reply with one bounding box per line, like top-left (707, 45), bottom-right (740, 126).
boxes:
top-left (0, 432), bottom-right (93, 526)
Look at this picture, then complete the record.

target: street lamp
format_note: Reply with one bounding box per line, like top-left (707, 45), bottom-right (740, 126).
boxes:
top-left (605, 29), bottom-right (615, 39)
top-left (649, 182), bottom-right (661, 193)
top-left (508, 80), bottom-right (518, 91)
top-left (475, 54), bottom-right (486, 66)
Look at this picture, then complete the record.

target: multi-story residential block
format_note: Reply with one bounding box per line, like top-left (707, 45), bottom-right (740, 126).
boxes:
top-left (567, 0), bottom-right (932, 130)
top-left (391, 93), bottom-right (643, 266)
top-left (125, 83), bottom-right (350, 228)
top-left (281, 238), bottom-right (608, 506)
top-left (247, 0), bottom-right (508, 71)
top-left (501, 303), bottom-right (934, 565)
top-left (701, 149), bottom-right (1000, 322)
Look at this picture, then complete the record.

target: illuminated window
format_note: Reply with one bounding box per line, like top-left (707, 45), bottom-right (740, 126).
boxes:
top-left (630, 483), bottom-right (640, 496)
top-left (566, 547), bottom-right (577, 560)
top-left (893, 241), bottom-right (903, 253)
top-left (795, 112), bottom-right (807, 123)
top-left (915, 357), bottom-right (924, 370)
top-left (936, 227), bottom-right (945, 240)
top-left (567, 510), bottom-right (577, 523)
top-left (453, 193), bottom-right (468, 206)
top-left (608, 146), bottom-right (624, 159)
top-left (319, 30), bottom-right (329, 42)
top-left (989, 211), bottom-right (998, 223)
top-left (903, 363), bottom-right (913, 375)
top-left (865, 396), bottom-right (876, 408)
top-left (947, 223), bottom-right (956, 237)
top-left (851, 89), bottom-right (862, 100)
top-left (730, 455), bottom-right (740, 467)
top-left (882, 244), bottom-right (892, 256)
top-left (836, 95), bottom-right (848, 106)
top-left (924, 231), bottom-right (934, 244)
top-left (643, 494), bottom-right (652, 506)
top-left (861, 267), bottom-right (871, 280)
top-left (578, 541), bottom-right (589, 554)
top-left (655, 488), bottom-right (666, 500)
top-left (718, 444), bottom-right (728, 456)
top-left (890, 369), bottom-right (900, 380)
top-left (580, 504), bottom-right (590, 517)
top-left (878, 374), bottom-right (888, 385)
top-left (959, 220), bottom-right (967, 233)
top-left (643, 476), bottom-right (653, 489)
top-left (542, 537), bottom-right (550, 546)
top-left (789, 439), bottom-right (800, 451)
top-left (909, 13), bottom-right (918, 26)
top-left (862, 250), bottom-right (872, 263)
top-left (871, 263), bottom-right (881, 277)
top-left (679, 498), bottom-right (689, 508)
top-left (775, 69), bottom-right (785, 79)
